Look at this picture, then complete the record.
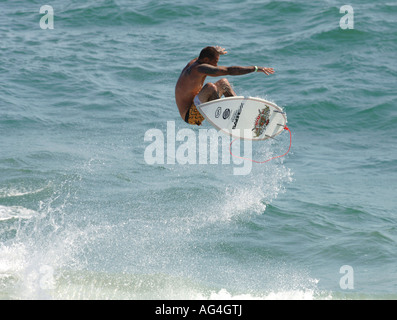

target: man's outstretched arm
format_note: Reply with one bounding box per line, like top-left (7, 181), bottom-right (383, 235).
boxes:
top-left (197, 64), bottom-right (275, 77)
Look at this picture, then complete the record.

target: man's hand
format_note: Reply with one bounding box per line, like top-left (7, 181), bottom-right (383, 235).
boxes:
top-left (258, 67), bottom-right (275, 75)
top-left (214, 46), bottom-right (227, 55)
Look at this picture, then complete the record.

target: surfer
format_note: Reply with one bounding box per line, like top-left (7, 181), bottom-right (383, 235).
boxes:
top-left (175, 46), bottom-right (275, 126)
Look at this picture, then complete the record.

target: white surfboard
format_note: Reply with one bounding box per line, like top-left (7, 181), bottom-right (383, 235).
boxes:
top-left (196, 96), bottom-right (287, 140)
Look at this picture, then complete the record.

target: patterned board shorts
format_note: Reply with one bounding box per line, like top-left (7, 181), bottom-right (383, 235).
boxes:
top-left (184, 103), bottom-right (205, 126)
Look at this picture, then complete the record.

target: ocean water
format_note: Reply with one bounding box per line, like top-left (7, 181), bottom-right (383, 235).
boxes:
top-left (1, 0), bottom-right (396, 300)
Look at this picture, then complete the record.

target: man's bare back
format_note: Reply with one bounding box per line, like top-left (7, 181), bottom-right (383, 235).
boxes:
top-left (175, 46), bottom-right (275, 125)
top-left (175, 58), bottom-right (207, 119)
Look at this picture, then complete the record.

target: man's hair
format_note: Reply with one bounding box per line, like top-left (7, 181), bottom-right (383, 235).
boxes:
top-left (198, 46), bottom-right (219, 61)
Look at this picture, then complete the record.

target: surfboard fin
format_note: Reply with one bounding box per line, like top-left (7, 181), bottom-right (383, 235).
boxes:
top-left (265, 135), bottom-right (278, 140)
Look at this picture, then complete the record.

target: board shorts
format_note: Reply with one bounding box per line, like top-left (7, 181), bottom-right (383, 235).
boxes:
top-left (185, 95), bottom-right (205, 126)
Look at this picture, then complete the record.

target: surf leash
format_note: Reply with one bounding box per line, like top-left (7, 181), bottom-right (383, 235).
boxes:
top-left (229, 126), bottom-right (292, 164)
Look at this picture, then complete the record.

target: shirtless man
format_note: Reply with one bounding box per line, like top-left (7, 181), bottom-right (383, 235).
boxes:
top-left (175, 46), bottom-right (275, 126)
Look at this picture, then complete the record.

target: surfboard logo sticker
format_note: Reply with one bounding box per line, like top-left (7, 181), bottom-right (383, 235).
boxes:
top-left (253, 106), bottom-right (270, 137)
top-left (215, 107), bottom-right (222, 118)
top-left (222, 108), bottom-right (231, 119)
top-left (231, 103), bottom-right (244, 129)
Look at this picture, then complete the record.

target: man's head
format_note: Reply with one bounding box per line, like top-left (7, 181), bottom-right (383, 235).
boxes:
top-left (198, 46), bottom-right (220, 66)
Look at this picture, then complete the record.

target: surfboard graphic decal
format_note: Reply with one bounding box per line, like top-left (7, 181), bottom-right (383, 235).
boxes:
top-left (253, 107), bottom-right (270, 137)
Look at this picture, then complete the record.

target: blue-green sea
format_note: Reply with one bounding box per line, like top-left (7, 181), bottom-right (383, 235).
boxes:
top-left (1, 0), bottom-right (396, 299)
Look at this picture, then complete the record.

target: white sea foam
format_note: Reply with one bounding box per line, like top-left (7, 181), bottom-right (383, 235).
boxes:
top-left (199, 288), bottom-right (330, 300)
top-left (0, 205), bottom-right (37, 221)
top-left (0, 185), bottom-right (49, 199)
top-left (206, 147), bottom-right (293, 223)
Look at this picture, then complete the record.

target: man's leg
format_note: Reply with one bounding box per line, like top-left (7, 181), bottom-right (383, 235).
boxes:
top-left (215, 78), bottom-right (236, 97)
top-left (197, 78), bottom-right (236, 103)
